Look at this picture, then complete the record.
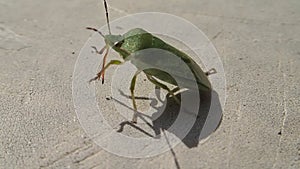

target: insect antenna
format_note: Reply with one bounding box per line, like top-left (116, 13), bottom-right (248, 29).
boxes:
top-left (86, 27), bottom-right (105, 38)
top-left (103, 0), bottom-right (111, 34)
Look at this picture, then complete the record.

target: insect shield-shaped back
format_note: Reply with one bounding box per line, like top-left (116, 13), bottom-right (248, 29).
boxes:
top-left (118, 29), bottom-right (212, 92)
top-left (108, 28), bottom-right (153, 60)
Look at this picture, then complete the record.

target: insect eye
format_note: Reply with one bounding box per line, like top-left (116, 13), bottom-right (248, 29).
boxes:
top-left (114, 40), bottom-right (124, 48)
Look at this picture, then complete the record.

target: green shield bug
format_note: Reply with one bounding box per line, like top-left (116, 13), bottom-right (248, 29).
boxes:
top-left (87, 0), bottom-right (216, 123)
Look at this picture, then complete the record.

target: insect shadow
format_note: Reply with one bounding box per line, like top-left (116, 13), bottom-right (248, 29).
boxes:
top-left (114, 88), bottom-right (223, 148)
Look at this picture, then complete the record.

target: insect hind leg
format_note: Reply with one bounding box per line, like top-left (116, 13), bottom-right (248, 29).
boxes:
top-left (146, 75), bottom-right (181, 105)
top-left (205, 68), bottom-right (217, 76)
top-left (130, 70), bottom-right (142, 123)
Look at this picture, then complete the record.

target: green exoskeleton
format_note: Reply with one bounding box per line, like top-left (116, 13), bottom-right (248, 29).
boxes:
top-left (88, 0), bottom-right (216, 123)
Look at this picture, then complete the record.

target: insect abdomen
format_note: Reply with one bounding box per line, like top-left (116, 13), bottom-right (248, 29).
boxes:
top-left (150, 36), bottom-right (211, 91)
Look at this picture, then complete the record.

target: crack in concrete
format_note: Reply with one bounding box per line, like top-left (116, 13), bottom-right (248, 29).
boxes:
top-left (74, 149), bottom-right (103, 165)
top-left (39, 146), bottom-right (82, 168)
top-left (212, 30), bottom-right (223, 40)
top-left (272, 51), bottom-right (288, 169)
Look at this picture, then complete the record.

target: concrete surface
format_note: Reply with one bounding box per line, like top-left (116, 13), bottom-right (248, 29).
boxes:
top-left (0, 0), bottom-right (299, 168)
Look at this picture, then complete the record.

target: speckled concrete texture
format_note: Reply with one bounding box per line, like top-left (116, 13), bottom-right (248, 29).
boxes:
top-left (0, 0), bottom-right (299, 168)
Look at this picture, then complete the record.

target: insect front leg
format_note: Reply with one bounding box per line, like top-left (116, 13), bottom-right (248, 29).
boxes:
top-left (91, 45), bottom-right (110, 84)
top-left (130, 70), bottom-right (142, 123)
top-left (89, 60), bottom-right (122, 83)
top-left (100, 47), bottom-right (109, 84)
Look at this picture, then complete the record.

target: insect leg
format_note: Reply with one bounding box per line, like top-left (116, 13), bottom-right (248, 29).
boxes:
top-left (86, 27), bottom-right (105, 38)
top-left (89, 60), bottom-right (122, 83)
top-left (205, 68), bottom-right (217, 76)
top-left (170, 87), bottom-right (181, 95)
top-left (91, 45), bottom-right (106, 54)
top-left (146, 75), bottom-right (181, 105)
top-left (130, 70), bottom-right (142, 123)
top-left (91, 45), bottom-right (109, 84)
top-left (100, 47), bottom-right (109, 84)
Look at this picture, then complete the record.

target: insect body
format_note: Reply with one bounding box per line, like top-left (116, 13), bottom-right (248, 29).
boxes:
top-left (88, 0), bottom-right (215, 123)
